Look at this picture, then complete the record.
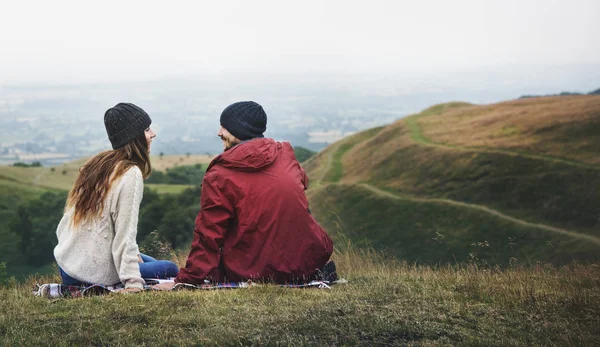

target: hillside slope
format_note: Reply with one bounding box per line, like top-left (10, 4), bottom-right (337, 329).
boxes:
top-left (304, 95), bottom-right (600, 265)
top-left (2, 251), bottom-right (599, 346)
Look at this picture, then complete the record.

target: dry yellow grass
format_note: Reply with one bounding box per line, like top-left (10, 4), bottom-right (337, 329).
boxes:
top-left (418, 95), bottom-right (600, 165)
top-left (150, 154), bottom-right (213, 171)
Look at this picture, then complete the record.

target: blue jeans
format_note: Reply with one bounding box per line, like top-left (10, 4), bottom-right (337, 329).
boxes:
top-left (138, 254), bottom-right (179, 279)
top-left (59, 253), bottom-right (179, 285)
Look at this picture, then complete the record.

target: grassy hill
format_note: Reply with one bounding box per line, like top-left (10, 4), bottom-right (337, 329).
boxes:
top-left (1, 250), bottom-right (599, 346)
top-left (304, 95), bottom-right (600, 265)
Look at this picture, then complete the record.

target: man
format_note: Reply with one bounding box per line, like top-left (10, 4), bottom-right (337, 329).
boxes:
top-left (158, 101), bottom-right (334, 287)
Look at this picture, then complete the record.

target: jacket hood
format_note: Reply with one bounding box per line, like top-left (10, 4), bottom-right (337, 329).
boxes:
top-left (207, 138), bottom-right (280, 172)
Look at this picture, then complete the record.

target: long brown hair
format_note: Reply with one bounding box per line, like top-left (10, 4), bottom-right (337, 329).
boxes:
top-left (66, 133), bottom-right (152, 227)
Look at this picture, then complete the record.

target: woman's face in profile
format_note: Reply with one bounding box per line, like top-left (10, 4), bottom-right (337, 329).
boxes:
top-left (145, 127), bottom-right (156, 152)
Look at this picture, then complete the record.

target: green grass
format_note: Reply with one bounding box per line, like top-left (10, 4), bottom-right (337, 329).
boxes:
top-left (324, 141), bottom-right (354, 183)
top-left (145, 184), bottom-right (194, 195)
top-left (293, 146), bottom-right (317, 163)
top-left (0, 179), bottom-right (53, 210)
top-left (308, 184), bottom-right (600, 266)
top-left (405, 102), bottom-right (473, 145)
top-left (364, 141), bottom-right (600, 236)
top-left (1, 250), bottom-right (599, 346)
top-left (315, 126), bottom-right (384, 185)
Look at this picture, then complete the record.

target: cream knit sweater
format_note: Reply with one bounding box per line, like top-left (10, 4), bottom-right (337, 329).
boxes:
top-left (54, 166), bottom-right (145, 289)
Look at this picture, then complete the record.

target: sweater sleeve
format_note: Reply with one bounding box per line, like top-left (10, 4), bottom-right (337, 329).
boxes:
top-left (112, 167), bottom-right (145, 289)
top-left (175, 172), bottom-right (233, 284)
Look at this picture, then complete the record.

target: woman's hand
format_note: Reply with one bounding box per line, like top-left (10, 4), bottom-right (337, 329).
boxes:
top-left (152, 282), bottom-right (176, 291)
top-left (138, 254), bottom-right (144, 263)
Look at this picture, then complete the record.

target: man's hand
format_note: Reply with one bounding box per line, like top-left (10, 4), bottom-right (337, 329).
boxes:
top-left (152, 282), bottom-right (176, 291)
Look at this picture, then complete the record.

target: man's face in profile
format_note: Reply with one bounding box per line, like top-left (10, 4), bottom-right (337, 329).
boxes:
top-left (218, 126), bottom-right (241, 151)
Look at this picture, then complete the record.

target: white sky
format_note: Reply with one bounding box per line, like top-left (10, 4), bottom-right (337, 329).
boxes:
top-left (1, 0), bottom-right (599, 84)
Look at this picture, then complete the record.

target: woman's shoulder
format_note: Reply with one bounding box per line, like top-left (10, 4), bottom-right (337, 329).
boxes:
top-left (114, 165), bottom-right (143, 188)
top-left (123, 165), bottom-right (143, 178)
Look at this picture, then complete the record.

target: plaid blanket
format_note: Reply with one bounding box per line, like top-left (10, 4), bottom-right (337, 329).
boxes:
top-left (33, 278), bottom-right (347, 299)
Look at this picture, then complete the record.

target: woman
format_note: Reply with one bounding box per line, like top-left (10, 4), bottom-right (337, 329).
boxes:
top-left (53, 102), bottom-right (179, 292)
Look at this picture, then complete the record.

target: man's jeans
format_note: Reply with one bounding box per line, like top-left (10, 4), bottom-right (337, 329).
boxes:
top-left (59, 253), bottom-right (179, 286)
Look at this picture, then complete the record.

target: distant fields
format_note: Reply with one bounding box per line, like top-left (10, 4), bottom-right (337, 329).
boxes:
top-left (0, 155), bottom-right (212, 194)
top-left (145, 184), bottom-right (194, 194)
top-left (304, 95), bottom-right (600, 265)
top-left (149, 154), bottom-right (213, 171)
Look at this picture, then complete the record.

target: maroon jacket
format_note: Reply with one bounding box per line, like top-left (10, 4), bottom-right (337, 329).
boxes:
top-left (175, 138), bottom-right (333, 284)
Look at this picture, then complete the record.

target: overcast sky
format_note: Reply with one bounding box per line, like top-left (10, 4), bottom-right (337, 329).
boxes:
top-left (1, 0), bottom-right (598, 84)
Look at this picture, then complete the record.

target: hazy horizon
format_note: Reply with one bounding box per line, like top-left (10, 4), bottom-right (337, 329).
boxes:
top-left (1, 1), bottom-right (599, 164)
top-left (1, 0), bottom-right (599, 85)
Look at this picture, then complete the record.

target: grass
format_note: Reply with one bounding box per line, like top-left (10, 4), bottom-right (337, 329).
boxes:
top-left (0, 179), bottom-right (52, 209)
top-left (1, 249), bottom-right (599, 346)
top-left (146, 184), bottom-right (194, 195)
top-left (352, 131), bottom-right (600, 235)
top-left (303, 126), bottom-right (384, 186)
top-left (150, 154), bottom-right (213, 171)
top-left (303, 96), bottom-right (600, 265)
top-left (0, 155), bottom-right (211, 191)
top-left (307, 184), bottom-right (600, 266)
top-left (416, 96), bottom-right (600, 167)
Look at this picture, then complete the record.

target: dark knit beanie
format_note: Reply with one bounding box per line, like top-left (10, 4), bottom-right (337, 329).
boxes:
top-left (220, 101), bottom-right (267, 141)
top-left (104, 103), bottom-right (152, 149)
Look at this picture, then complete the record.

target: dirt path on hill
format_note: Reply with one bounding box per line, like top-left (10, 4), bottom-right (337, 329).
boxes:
top-left (357, 183), bottom-right (600, 246)
top-left (32, 168), bottom-right (47, 185)
top-left (311, 146), bottom-right (335, 187)
top-left (309, 122), bottom-right (600, 246)
top-left (405, 117), bottom-right (600, 171)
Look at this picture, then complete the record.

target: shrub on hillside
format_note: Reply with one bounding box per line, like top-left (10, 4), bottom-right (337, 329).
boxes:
top-left (146, 164), bottom-right (204, 185)
top-left (2, 185), bottom-right (200, 277)
top-left (7, 191), bottom-right (67, 266)
top-left (12, 161), bottom-right (42, 168)
top-left (293, 146), bottom-right (316, 163)
top-left (138, 186), bottom-right (200, 250)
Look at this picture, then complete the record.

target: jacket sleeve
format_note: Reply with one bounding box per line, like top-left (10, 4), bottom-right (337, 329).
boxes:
top-left (283, 142), bottom-right (309, 190)
top-left (112, 167), bottom-right (145, 289)
top-left (175, 172), bottom-right (233, 284)
top-left (298, 162), bottom-right (309, 190)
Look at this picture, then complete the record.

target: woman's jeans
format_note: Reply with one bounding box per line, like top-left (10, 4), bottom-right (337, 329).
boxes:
top-left (59, 253), bottom-right (179, 286)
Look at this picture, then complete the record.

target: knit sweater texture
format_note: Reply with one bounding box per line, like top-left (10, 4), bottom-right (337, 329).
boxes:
top-left (53, 166), bottom-right (145, 289)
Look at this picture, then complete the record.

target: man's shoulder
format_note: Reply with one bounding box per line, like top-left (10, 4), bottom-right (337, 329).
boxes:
top-left (278, 141), bottom-right (299, 161)
top-left (277, 140), bottom-right (292, 150)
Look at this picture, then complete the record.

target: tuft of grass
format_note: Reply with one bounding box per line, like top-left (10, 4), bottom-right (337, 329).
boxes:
top-left (1, 249), bottom-right (599, 346)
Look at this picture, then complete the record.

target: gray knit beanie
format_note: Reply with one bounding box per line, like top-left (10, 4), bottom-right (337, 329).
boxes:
top-left (104, 103), bottom-right (152, 149)
top-left (220, 101), bottom-right (267, 141)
